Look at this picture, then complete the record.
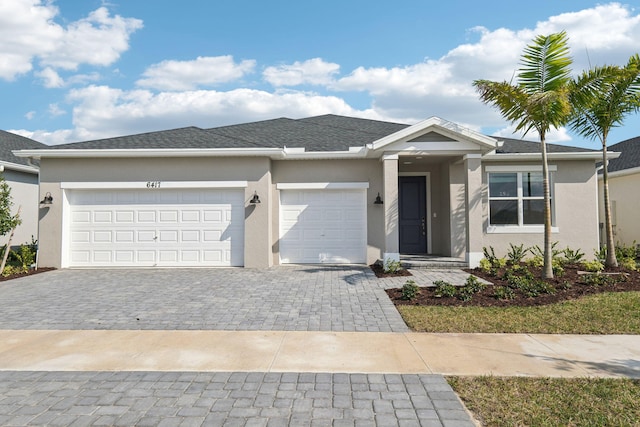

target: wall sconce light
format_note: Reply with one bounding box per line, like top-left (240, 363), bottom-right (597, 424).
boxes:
top-left (374, 192), bottom-right (384, 204)
top-left (249, 191), bottom-right (261, 204)
top-left (40, 192), bottom-right (53, 205)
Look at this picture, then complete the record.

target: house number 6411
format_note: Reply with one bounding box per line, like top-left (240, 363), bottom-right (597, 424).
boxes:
top-left (146, 181), bottom-right (161, 188)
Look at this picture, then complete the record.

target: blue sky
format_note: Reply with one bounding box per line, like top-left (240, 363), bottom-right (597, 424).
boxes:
top-left (1, 0), bottom-right (639, 147)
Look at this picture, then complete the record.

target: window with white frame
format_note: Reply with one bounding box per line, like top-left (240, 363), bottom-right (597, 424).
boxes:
top-left (488, 171), bottom-right (553, 227)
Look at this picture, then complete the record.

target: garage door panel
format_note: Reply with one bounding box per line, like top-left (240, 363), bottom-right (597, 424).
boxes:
top-left (279, 189), bottom-right (366, 264)
top-left (67, 189), bottom-right (244, 267)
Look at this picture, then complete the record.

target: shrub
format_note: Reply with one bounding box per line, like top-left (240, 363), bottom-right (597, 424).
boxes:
top-left (552, 263), bottom-right (564, 278)
top-left (506, 243), bottom-right (529, 265)
top-left (1, 265), bottom-right (22, 277)
top-left (582, 259), bottom-right (604, 272)
top-left (582, 273), bottom-right (615, 286)
top-left (433, 280), bottom-right (457, 298)
top-left (493, 286), bottom-right (515, 300)
top-left (482, 247), bottom-right (507, 269)
top-left (457, 286), bottom-right (475, 301)
top-left (12, 243), bottom-right (37, 273)
top-left (619, 257), bottom-right (638, 271)
top-left (479, 258), bottom-right (493, 274)
top-left (561, 246), bottom-right (585, 264)
top-left (383, 258), bottom-right (402, 274)
top-left (401, 280), bottom-right (420, 300)
top-left (464, 275), bottom-right (487, 293)
top-left (616, 241), bottom-right (639, 260)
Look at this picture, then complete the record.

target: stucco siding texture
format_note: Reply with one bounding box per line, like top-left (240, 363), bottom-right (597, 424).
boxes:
top-left (599, 172), bottom-right (640, 247)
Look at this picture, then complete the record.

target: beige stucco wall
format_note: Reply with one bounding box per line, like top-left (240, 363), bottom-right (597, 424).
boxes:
top-left (598, 172), bottom-right (640, 247)
top-left (271, 159), bottom-right (384, 265)
top-left (37, 157), bottom-right (272, 268)
top-left (482, 160), bottom-right (600, 258)
top-left (1, 169), bottom-right (39, 248)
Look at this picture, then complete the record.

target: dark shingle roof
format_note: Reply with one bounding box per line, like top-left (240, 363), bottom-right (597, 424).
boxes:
top-left (21, 114), bottom-right (597, 155)
top-left (0, 130), bottom-right (46, 167)
top-left (497, 137), bottom-right (597, 154)
top-left (604, 136), bottom-right (640, 173)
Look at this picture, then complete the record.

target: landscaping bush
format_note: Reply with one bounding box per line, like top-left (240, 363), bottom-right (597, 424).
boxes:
top-left (383, 258), bottom-right (402, 274)
top-left (582, 259), bottom-right (604, 272)
top-left (506, 243), bottom-right (529, 265)
top-left (434, 280), bottom-right (457, 298)
top-left (493, 286), bottom-right (516, 300)
top-left (582, 273), bottom-right (616, 286)
top-left (401, 280), bottom-right (420, 300)
top-left (561, 246), bottom-right (585, 264)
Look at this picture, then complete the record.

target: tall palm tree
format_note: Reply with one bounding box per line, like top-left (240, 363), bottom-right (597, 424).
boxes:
top-left (473, 31), bottom-right (574, 279)
top-left (569, 54), bottom-right (640, 268)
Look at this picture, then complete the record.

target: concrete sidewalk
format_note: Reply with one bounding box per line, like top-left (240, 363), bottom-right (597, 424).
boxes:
top-left (2, 330), bottom-right (638, 378)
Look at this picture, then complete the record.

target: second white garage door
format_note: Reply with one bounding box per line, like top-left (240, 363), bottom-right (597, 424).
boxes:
top-left (66, 188), bottom-right (245, 267)
top-left (279, 188), bottom-right (367, 264)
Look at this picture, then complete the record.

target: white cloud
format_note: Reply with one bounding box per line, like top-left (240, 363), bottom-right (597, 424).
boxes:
top-left (24, 111), bottom-right (35, 120)
top-left (492, 124), bottom-right (573, 144)
top-left (36, 67), bottom-right (64, 88)
top-left (48, 103), bottom-right (66, 117)
top-left (136, 56), bottom-right (256, 91)
top-left (0, 1), bottom-right (141, 81)
top-left (53, 85), bottom-right (365, 142)
top-left (263, 58), bottom-right (340, 86)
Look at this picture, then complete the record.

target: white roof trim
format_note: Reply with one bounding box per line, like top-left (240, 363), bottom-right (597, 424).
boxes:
top-left (483, 152), bottom-right (615, 161)
top-left (369, 116), bottom-right (498, 151)
top-left (277, 182), bottom-right (369, 190)
top-left (0, 160), bottom-right (38, 174)
top-left (14, 148), bottom-right (287, 160)
top-left (598, 165), bottom-right (640, 179)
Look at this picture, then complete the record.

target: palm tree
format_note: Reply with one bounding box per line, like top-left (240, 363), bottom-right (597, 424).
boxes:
top-left (473, 31), bottom-right (574, 279)
top-left (569, 54), bottom-right (640, 268)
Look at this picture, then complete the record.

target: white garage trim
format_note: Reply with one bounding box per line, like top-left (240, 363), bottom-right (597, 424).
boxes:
top-left (276, 182), bottom-right (369, 190)
top-left (62, 188), bottom-right (245, 268)
top-left (279, 188), bottom-right (367, 264)
top-left (61, 181), bottom-right (248, 189)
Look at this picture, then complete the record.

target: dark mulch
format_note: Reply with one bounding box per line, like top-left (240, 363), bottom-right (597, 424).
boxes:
top-left (386, 264), bottom-right (640, 307)
top-left (0, 267), bottom-right (56, 282)
top-left (369, 263), bottom-right (412, 278)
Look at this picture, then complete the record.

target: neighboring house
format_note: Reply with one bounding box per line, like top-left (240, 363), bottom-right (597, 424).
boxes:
top-left (0, 130), bottom-right (45, 248)
top-left (14, 114), bottom-right (605, 269)
top-left (598, 136), bottom-right (640, 247)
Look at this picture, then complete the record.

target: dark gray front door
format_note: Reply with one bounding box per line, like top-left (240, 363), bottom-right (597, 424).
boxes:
top-left (399, 176), bottom-right (427, 253)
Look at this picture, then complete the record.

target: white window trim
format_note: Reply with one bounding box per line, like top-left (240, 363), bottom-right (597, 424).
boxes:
top-left (486, 170), bottom-right (558, 234)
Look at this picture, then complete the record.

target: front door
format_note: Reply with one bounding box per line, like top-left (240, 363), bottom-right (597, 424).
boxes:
top-left (399, 176), bottom-right (427, 253)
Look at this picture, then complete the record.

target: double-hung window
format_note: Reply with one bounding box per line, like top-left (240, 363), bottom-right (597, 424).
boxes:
top-left (487, 167), bottom-right (555, 232)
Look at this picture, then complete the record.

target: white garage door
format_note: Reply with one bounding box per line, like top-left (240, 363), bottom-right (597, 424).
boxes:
top-left (66, 189), bottom-right (244, 267)
top-left (279, 189), bottom-right (367, 264)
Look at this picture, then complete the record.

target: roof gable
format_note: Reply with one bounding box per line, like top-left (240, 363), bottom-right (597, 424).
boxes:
top-left (0, 130), bottom-right (45, 171)
top-left (606, 136), bottom-right (640, 173)
top-left (370, 117), bottom-right (498, 154)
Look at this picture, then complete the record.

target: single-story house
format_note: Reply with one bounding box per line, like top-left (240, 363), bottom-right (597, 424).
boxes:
top-left (0, 130), bottom-right (45, 248)
top-left (598, 136), bottom-right (640, 247)
top-left (15, 115), bottom-right (607, 269)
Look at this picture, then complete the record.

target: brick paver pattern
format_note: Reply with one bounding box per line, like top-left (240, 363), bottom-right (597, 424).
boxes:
top-left (0, 371), bottom-right (474, 427)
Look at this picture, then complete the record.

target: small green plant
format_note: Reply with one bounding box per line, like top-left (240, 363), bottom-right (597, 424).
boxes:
top-left (615, 241), bottom-right (639, 260)
top-left (482, 247), bottom-right (507, 269)
top-left (479, 258), bottom-right (492, 274)
top-left (581, 273), bottom-right (614, 286)
top-left (434, 280), bottom-right (457, 298)
top-left (12, 243), bottom-right (37, 273)
top-left (1, 265), bottom-right (22, 277)
top-left (506, 243), bottom-right (529, 265)
top-left (401, 280), bottom-right (420, 300)
top-left (552, 263), bottom-right (564, 278)
top-left (457, 286), bottom-right (475, 301)
top-left (493, 286), bottom-right (515, 300)
top-left (561, 246), bottom-right (585, 264)
top-left (582, 259), bottom-right (604, 272)
top-left (619, 257), bottom-right (637, 271)
top-left (383, 258), bottom-right (402, 274)
top-left (464, 275), bottom-right (487, 293)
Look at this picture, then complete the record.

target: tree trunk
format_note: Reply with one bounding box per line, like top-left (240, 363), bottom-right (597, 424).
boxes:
top-left (541, 137), bottom-right (554, 279)
top-left (0, 205), bottom-right (20, 274)
top-left (602, 141), bottom-right (618, 267)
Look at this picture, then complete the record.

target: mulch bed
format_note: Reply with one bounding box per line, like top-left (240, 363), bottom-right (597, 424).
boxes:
top-left (0, 267), bottom-right (56, 282)
top-left (369, 263), bottom-right (412, 278)
top-left (385, 264), bottom-right (640, 307)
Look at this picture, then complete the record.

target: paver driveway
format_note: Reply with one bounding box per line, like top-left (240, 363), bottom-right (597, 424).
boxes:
top-left (0, 266), bottom-right (408, 332)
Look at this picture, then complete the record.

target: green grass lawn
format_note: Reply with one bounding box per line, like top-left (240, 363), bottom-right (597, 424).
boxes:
top-left (397, 290), bottom-right (640, 426)
top-left (398, 291), bottom-right (640, 334)
top-left (448, 376), bottom-right (640, 427)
